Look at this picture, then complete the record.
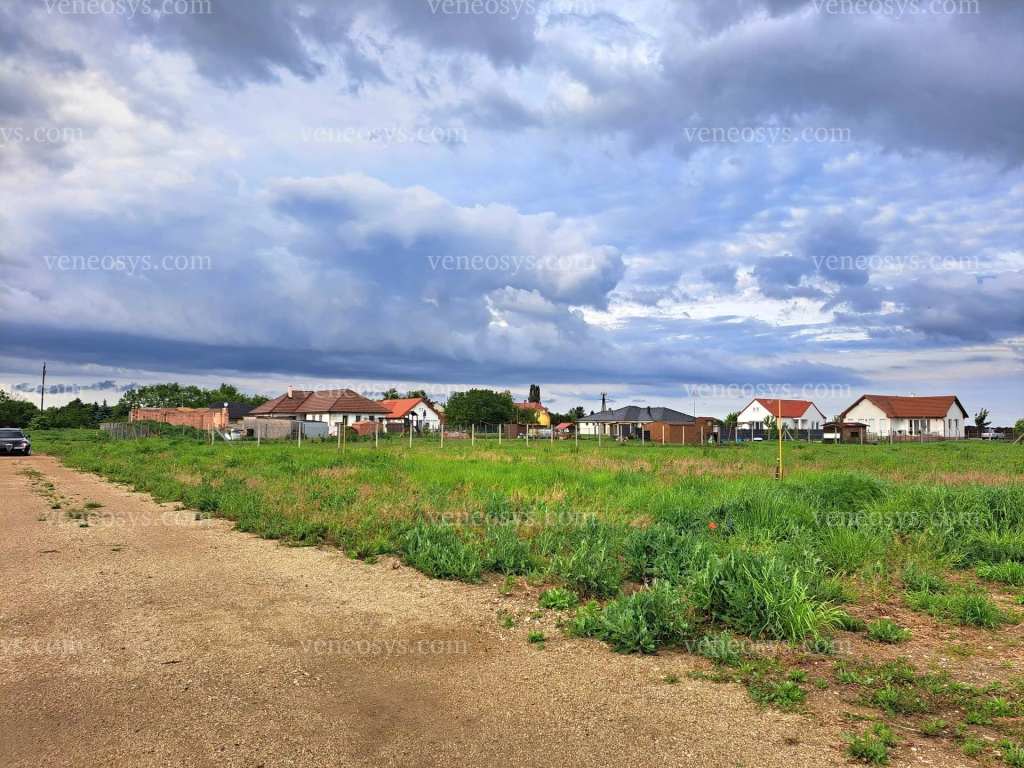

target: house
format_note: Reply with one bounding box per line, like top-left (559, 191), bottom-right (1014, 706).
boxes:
top-left (248, 387), bottom-right (390, 434)
top-left (822, 421), bottom-right (869, 443)
top-left (578, 405), bottom-right (696, 439)
top-left (516, 401), bottom-right (551, 427)
top-left (839, 394), bottom-right (967, 439)
top-left (208, 402), bottom-right (254, 424)
top-left (554, 422), bottom-right (575, 436)
top-left (646, 417), bottom-right (719, 444)
top-left (380, 397), bottom-right (443, 433)
top-left (131, 406), bottom-right (229, 430)
top-left (735, 399), bottom-right (826, 432)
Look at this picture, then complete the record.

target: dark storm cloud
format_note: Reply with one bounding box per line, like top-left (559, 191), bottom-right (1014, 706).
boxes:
top-left (702, 263), bottom-right (738, 292)
top-left (752, 254), bottom-right (825, 300)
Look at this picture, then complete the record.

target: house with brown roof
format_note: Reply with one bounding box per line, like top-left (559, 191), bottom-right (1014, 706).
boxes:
top-left (248, 387), bottom-right (390, 435)
top-left (735, 399), bottom-right (826, 432)
top-left (380, 397), bottom-right (442, 432)
top-left (839, 394), bottom-right (968, 439)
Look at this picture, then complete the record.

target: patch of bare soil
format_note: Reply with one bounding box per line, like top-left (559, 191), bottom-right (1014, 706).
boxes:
top-left (0, 456), bottom-right (982, 767)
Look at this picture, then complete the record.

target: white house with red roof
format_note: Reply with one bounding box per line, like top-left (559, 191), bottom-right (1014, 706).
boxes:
top-left (380, 397), bottom-right (443, 432)
top-left (839, 394), bottom-right (967, 438)
top-left (736, 398), bottom-right (826, 431)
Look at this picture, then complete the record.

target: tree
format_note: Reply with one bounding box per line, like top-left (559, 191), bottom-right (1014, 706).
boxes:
top-left (443, 389), bottom-right (516, 427)
top-left (528, 384), bottom-right (541, 403)
top-left (381, 387), bottom-right (400, 400)
top-left (405, 389), bottom-right (429, 401)
top-left (763, 414), bottom-right (778, 439)
top-left (516, 406), bottom-right (539, 425)
top-left (974, 408), bottom-right (991, 431)
top-left (722, 411), bottom-right (739, 428)
top-left (1014, 418), bottom-right (1024, 440)
top-left (120, 382), bottom-right (268, 410)
top-left (0, 389), bottom-right (39, 428)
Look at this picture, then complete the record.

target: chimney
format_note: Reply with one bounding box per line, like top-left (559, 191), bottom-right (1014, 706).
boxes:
top-left (287, 386), bottom-right (294, 399)
top-left (600, 392), bottom-right (607, 411)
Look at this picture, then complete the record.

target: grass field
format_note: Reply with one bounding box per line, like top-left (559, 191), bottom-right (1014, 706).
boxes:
top-left (28, 429), bottom-right (1024, 765)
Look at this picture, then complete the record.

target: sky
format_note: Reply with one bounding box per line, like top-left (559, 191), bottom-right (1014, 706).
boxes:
top-left (0, 0), bottom-right (1022, 422)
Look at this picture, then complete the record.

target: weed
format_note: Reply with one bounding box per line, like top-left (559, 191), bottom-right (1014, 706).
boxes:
top-left (867, 619), bottom-right (911, 644)
top-left (749, 679), bottom-right (806, 710)
top-left (664, 672), bottom-right (680, 684)
top-left (401, 522), bottom-right (482, 582)
top-left (872, 684), bottom-right (929, 716)
top-left (920, 719), bottom-right (947, 736)
top-left (835, 611), bottom-right (867, 632)
top-left (976, 561), bottom-right (1024, 587)
top-left (845, 723), bottom-right (896, 766)
top-left (1001, 741), bottom-right (1024, 767)
top-left (567, 580), bottom-right (694, 654)
top-left (815, 678), bottom-right (829, 690)
top-left (788, 669), bottom-right (808, 682)
top-left (84, 502), bottom-right (103, 509)
top-left (527, 631), bottom-right (546, 645)
top-left (539, 587), bottom-right (579, 611)
top-left (499, 575), bottom-right (516, 595)
top-left (962, 736), bottom-right (984, 757)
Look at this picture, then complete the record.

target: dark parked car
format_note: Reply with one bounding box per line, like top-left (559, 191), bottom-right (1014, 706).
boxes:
top-left (0, 428), bottom-right (31, 455)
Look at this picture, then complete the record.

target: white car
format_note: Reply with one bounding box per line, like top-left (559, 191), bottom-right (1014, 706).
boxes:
top-left (981, 430), bottom-right (1004, 440)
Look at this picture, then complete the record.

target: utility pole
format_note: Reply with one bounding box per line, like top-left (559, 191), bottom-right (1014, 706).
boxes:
top-left (40, 362), bottom-right (46, 411)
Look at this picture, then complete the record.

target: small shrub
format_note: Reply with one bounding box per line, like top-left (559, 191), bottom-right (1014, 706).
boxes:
top-left (664, 672), bottom-right (679, 684)
top-left (920, 719), bottom-right (947, 737)
top-left (815, 678), bottom-right (829, 690)
top-left (539, 587), bottom-right (579, 611)
top-left (867, 619), bottom-right (911, 644)
top-left (84, 501), bottom-right (103, 509)
top-left (527, 631), bottom-right (546, 646)
top-left (788, 669), bottom-right (808, 682)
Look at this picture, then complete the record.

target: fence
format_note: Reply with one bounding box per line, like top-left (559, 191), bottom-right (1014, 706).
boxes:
top-left (100, 422), bottom-right (154, 440)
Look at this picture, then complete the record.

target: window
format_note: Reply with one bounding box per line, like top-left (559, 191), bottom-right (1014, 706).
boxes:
top-left (868, 418), bottom-right (875, 432)
top-left (879, 419), bottom-right (887, 433)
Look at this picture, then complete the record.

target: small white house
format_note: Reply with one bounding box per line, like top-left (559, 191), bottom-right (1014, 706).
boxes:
top-left (735, 399), bottom-right (826, 431)
top-left (839, 394), bottom-right (967, 438)
top-left (380, 397), bottom-right (443, 432)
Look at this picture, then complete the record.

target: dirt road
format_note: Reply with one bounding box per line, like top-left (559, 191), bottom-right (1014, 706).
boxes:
top-left (1, 455), bottom-right (861, 767)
